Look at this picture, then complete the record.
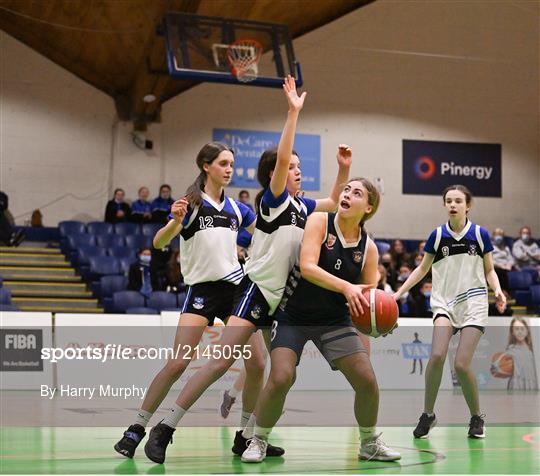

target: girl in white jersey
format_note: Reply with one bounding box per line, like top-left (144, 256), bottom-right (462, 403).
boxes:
top-left (393, 185), bottom-right (506, 439)
top-left (140, 75), bottom-right (353, 463)
top-left (114, 142), bottom-right (256, 463)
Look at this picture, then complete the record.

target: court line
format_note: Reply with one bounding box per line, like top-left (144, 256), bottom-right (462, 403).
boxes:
top-left (523, 431), bottom-right (540, 445)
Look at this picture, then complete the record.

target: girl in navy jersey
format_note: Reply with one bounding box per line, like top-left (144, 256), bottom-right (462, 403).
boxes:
top-left (393, 185), bottom-right (505, 439)
top-left (114, 142), bottom-right (256, 463)
top-left (139, 75), bottom-right (354, 463)
top-left (242, 177), bottom-right (401, 463)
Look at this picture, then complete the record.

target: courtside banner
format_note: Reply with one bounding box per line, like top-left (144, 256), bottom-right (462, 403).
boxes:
top-left (402, 139), bottom-right (501, 197)
top-left (213, 128), bottom-right (320, 190)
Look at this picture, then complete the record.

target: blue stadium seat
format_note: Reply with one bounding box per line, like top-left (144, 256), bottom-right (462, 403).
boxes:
top-left (375, 241), bottom-right (391, 255)
top-left (114, 222), bottom-right (140, 236)
top-left (125, 235), bottom-right (153, 249)
top-left (0, 303), bottom-right (19, 311)
top-left (87, 222), bottom-right (114, 235)
top-left (141, 223), bottom-right (162, 237)
top-left (521, 268), bottom-right (539, 284)
top-left (107, 247), bottom-right (136, 260)
top-left (147, 291), bottom-right (178, 311)
top-left (530, 285), bottom-right (540, 313)
top-left (59, 220), bottom-right (86, 237)
top-left (98, 275), bottom-right (128, 298)
top-left (112, 291), bottom-right (145, 313)
top-left (118, 256), bottom-right (137, 274)
top-left (0, 274), bottom-right (3, 288)
top-left (96, 235), bottom-right (125, 248)
top-left (88, 256), bottom-right (121, 280)
top-left (508, 271), bottom-right (534, 291)
top-left (176, 292), bottom-right (187, 308)
top-left (67, 234), bottom-right (96, 250)
top-left (125, 306), bottom-right (159, 315)
top-left (73, 245), bottom-right (107, 267)
top-left (0, 287), bottom-right (12, 304)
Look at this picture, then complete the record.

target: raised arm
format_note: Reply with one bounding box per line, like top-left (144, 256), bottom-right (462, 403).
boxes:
top-left (153, 198), bottom-right (188, 249)
top-left (314, 144), bottom-right (352, 212)
top-left (299, 213), bottom-right (370, 316)
top-left (270, 75), bottom-right (306, 198)
top-left (393, 253), bottom-right (434, 299)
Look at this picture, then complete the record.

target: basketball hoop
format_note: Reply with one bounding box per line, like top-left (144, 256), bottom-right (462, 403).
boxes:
top-left (227, 39), bottom-right (263, 83)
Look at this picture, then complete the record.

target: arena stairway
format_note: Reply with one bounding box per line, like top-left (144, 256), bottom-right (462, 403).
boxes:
top-left (0, 245), bottom-right (102, 313)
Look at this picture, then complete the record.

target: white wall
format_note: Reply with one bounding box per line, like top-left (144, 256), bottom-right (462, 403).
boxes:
top-left (162, 0), bottom-right (539, 239)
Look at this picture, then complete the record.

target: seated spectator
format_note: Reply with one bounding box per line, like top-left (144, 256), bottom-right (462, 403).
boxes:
top-left (512, 226), bottom-right (540, 270)
top-left (105, 188), bottom-right (131, 223)
top-left (488, 291), bottom-right (513, 316)
top-left (377, 264), bottom-right (393, 293)
top-left (417, 241), bottom-right (426, 255)
top-left (380, 252), bottom-right (398, 290)
top-left (130, 186), bottom-right (153, 224)
top-left (410, 252), bottom-right (424, 269)
top-left (151, 184), bottom-right (174, 224)
top-left (411, 280), bottom-right (433, 318)
top-left (492, 228), bottom-right (515, 292)
top-left (0, 191), bottom-right (25, 246)
top-left (128, 247), bottom-right (165, 298)
top-left (238, 190), bottom-right (254, 212)
top-left (390, 239), bottom-right (410, 270)
top-left (165, 250), bottom-right (186, 293)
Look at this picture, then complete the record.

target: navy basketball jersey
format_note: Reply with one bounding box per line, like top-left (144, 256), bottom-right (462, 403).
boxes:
top-left (179, 192), bottom-right (255, 286)
top-left (281, 212), bottom-right (370, 324)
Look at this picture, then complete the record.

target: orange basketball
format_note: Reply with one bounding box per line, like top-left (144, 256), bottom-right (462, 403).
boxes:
top-left (352, 289), bottom-right (399, 337)
top-left (490, 352), bottom-right (514, 378)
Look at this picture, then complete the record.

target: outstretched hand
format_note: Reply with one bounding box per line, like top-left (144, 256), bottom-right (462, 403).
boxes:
top-left (283, 74), bottom-right (306, 112)
top-left (336, 144), bottom-right (352, 168)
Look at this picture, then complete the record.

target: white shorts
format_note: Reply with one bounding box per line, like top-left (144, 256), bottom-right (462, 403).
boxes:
top-left (432, 294), bottom-right (488, 330)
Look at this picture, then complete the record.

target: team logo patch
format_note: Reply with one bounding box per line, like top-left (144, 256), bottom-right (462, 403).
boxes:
top-left (468, 244), bottom-right (477, 256)
top-left (230, 218), bottom-right (238, 231)
top-left (326, 233), bottom-right (337, 249)
top-left (250, 305), bottom-right (261, 320)
top-left (442, 246), bottom-right (450, 257)
top-left (352, 251), bottom-right (363, 263)
top-left (193, 297), bottom-right (205, 310)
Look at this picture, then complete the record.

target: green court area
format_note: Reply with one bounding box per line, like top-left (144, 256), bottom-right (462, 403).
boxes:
top-left (1, 426), bottom-right (538, 474)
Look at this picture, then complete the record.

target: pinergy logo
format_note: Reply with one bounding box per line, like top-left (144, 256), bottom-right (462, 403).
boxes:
top-left (414, 156), bottom-right (493, 180)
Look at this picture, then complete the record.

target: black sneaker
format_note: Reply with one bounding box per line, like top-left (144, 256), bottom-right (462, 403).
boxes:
top-left (144, 422), bottom-right (175, 464)
top-left (232, 430), bottom-right (285, 457)
top-left (413, 413), bottom-right (437, 438)
top-left (114, 424), bottom-right (146, 458)
top-left (468, 414), bottom-right (486, 438)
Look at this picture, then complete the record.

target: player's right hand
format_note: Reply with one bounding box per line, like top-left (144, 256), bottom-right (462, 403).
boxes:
top-left (343, 283), bottom-right (371, 317)
top-left (171, 198), bottom-right (189, 222)
top-left (283, 74), bottom-right (306, 112)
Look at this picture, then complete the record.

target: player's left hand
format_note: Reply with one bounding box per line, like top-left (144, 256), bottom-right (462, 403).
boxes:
top-left (336, 144), bottom-right (352, 168)
top-left (494, 289), bottom-right (506, 306)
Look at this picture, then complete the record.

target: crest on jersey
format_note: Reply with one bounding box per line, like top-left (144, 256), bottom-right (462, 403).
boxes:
top-left (468, 244), bottom-right (477, 256)
top-left (193, 297), bottom-right (205, 310)
top-left (442, 246), bottom-right (450, 257)
top-left (352, 251), bottom-right (363, 263)
top-left (230, 218), bottom-right (238, 231)
top-left (250, 305), bottom-right (261, 320)
top-left (326, 233), bottom-right (337, 250)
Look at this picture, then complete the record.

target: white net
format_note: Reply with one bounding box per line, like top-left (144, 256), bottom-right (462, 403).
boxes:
top-left (226, 39), bottom-right (263, 83)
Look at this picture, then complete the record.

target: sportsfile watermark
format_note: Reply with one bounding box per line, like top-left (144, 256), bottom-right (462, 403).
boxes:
top-left (41, 344), bottom-right (252, 363)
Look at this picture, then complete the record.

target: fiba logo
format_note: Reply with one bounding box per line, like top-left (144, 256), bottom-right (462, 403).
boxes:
top-left (414, 156), bottom-right (436, 180)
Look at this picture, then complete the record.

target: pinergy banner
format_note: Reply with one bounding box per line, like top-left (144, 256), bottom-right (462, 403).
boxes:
top-left (403, 139), bottom-right (502, 197)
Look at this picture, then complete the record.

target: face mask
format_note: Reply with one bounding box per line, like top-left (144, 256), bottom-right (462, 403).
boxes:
top-left (399, 272), bottom-right (410, 280)
top-left (176, 255), bottom-right (181, 264)
top-left (521, 233), bottom-right (530, 242)
top-left (423, 291), bottom-right (432, 298)
top-left (494, 236), bottom-right (504, 245)
top-left (415, 258), bottom-right (422, 267)
top-left (140, 255), bottom-right (151, 264)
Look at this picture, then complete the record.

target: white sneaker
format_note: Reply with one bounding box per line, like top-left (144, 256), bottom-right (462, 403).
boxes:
top-left (241, 436), bottom-right (268, 463)
top-left (359, 434), bottom-right (401, 461)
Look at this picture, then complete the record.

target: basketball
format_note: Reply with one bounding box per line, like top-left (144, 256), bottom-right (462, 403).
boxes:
top-left (490, 352), bottom-right (514, 378)
top-left (352, 289), bottom-right (399, 337)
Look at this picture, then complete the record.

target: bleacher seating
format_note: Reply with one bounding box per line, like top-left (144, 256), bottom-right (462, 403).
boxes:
top-left (113, 290), bottom-right (145, 313)
top-left (96, 235), bottom-right (125, 248)
top-left (87, 221), bottom-right (114, 235)
top-left (59, 220), bottom-right (86, 237)
top-left (114, 222), bottom-right (140, 235)
top-left (126, 306), bottom-right (159, 314)
top-left (147, 291), bottom-right (179, 311)
top-left (125, 235), bottom-right (153, 249)
top-left (0, 287), bottom-right (12, 304)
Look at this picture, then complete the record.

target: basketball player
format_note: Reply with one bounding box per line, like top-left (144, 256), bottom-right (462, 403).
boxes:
top-left (393, 185), bottom-right (505, 438)
top-left (114, 142), bottom-right (256, 462)
top-left (138, 75), bottom-right (354, 464)
top-left (242, 177), bottom-right (401, 463)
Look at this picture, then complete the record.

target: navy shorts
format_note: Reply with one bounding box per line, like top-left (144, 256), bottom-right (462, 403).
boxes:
top-left (181, 281), bottom-right (236, 325)
top-left (231, 275), bottom-right (273, 328)
top-left (270, 309), bottom-right (366, 370)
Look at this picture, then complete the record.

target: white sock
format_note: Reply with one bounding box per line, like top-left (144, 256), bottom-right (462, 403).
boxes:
top-left (229, 387), bottom-right (240, 399)
top-left (162, 404), bottom-right (187, 429)
top-left (426, 412), bottom-right (435, 417)
top-left (242, 413), bottom-right (257, 439)
top-left (134, 409), bottom-right (153, 428)
top-left (254, 424), bottom-right (273, 441)
top-left (359, 426), bottom-right (376, 443)
top-left (240, 411), bottom-right (251, 429)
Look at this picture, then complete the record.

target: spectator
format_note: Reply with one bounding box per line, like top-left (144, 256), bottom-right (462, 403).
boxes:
top-left (411, 280), bottom-right (433, 318)
top-left (512, 226), bottom-right (540, 270)
top-left (105, 188), bottom-right (131, 224)
top-left (492, 228), bottom-right (515, 292)
top-left (417, 241), bottom-right (426, 255)
top-left (165, 250), bottom-right (186, 293)
top-left (130, 186), bottom-right (153, 224)
top-left (488, 291), bottom-right (513, 316)
top-left (395, 281), bottom-right (415, 317)
top-left (380, 252), bottom-right (398, 289)
top-left (410, 252), bottom-right (424, 269)
top-left (0, 191), bottom-right (25, 247)
top-left (397, 264), bottom-right (412, 285)
top-left (390, 239), bottom-right (410, 270)
top-left (238, 190), bottom-right (254, 212)
top-left (377, 264), bottom-right (393, 293)
top-left (127, 247), bottom-right (165, 298)
top-left (151, 184), bottom-right (174, 224)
